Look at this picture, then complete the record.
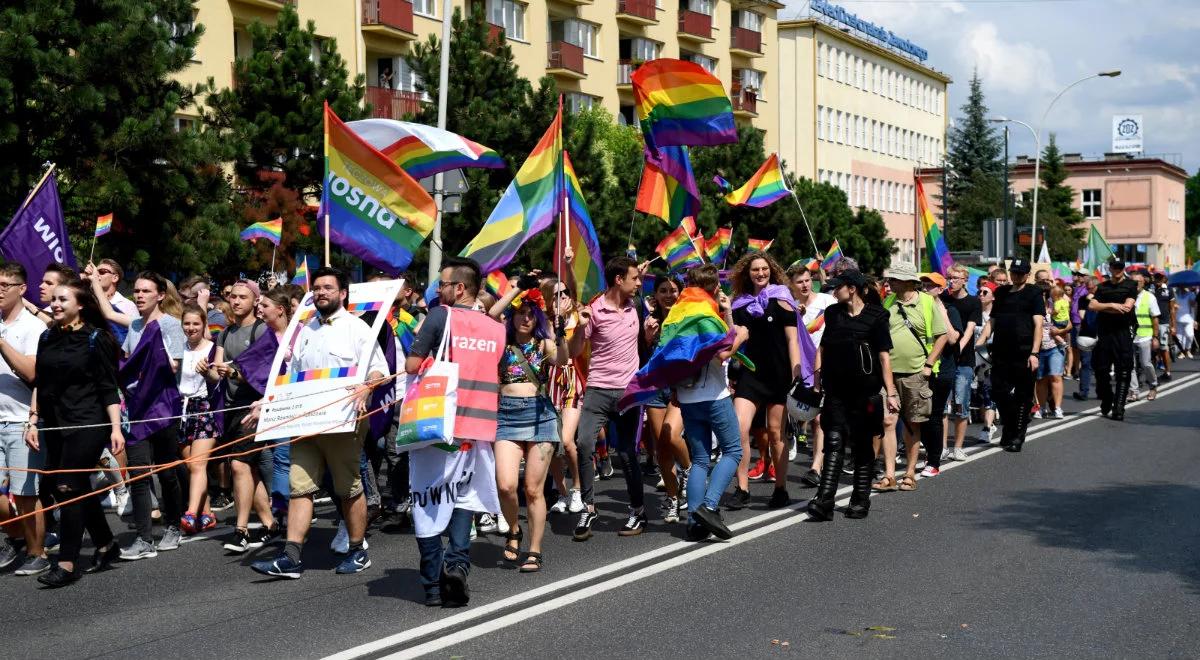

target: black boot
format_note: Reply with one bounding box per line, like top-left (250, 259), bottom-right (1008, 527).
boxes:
top-left (1006, 400), bottom-right (1032, 453)
top-left (806, 432), bottom-right (844, 521)
top-left (844, 459), bottom-right (873, 519)
top-left (1112, 368), bottom-right (1132, 421)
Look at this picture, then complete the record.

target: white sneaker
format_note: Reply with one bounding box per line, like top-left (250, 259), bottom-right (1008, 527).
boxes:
top-left (550, 495), bottom-right (569, 514)
top-left (114, 489), bottom-right (131, 517)
top-left (1052, 408), bottom-right (1064, 419)
top-left (1032, 409), bottom-right (1043, 419)
top-left (949, 448), bottom-right (967, 462)
top-left (497, 513), bottom-right (510, 535)
top-left (477, 513), bottom-right (498, 534)
top-left (978, 426), bottom-right (997, 444)
top-left (787, 438), bottom-right (798, 462)
top-left (330, 521), bottom-right (349, 554)
top-left (568, 489), bottom-right (585, 513)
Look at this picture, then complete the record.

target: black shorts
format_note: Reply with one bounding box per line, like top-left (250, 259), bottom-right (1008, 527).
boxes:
top-left (217, 406), bottom-right (259, 464)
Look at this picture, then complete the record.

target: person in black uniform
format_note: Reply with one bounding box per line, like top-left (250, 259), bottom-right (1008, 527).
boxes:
top-left (1089, 258), bottom-right (1138, 420)
top-left (978, 259), bottom-right (1043, 452)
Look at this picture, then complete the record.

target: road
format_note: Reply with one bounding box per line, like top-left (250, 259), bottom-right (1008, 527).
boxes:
top-left (4, 364), bottom-right (1199, 660)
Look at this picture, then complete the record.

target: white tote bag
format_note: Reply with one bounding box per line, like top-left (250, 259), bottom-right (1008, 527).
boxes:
top-left (394, 308), bottom-right (459, 452)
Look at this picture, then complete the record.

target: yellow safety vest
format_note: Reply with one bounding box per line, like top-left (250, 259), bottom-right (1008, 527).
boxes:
top-left (1135, 292), bottom-right (1154, 339)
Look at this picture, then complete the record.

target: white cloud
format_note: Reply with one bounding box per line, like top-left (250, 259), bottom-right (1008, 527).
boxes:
top-left (956, 23), bottom-right (1057, 96)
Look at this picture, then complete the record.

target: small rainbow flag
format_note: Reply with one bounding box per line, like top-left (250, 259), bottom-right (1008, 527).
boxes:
top-left (723, 154), bottom-right (790, 208)
top-left (387, 305), bottom-right (418, 354)
top-left (916, 178), bottom-right (952, 275)
top-left (705, 227), bottom-right (732, 265)
top-left (207, 322), bottom-right (224, 338)
top-left (636, 145), bottom-right (701, 228)
top-left (821, 239), bottom-right (843, 271)
top-left (240, 218), bottom-right (283, 245)
top-left (713, 174), bottom-right (731, 192)
top-left (291, 255), bottom-right (310, 289)
top-left (95, 213), bottom-right (113, 238)
top-left (348, 119), bottom-right (506, 181)
top-left (485, 270), bottom-right (511, 298)
top-left (747, 238), bottom-right (773, 252)
top-left (632, 58), bottom-right (737, 150)
top-left (656, 224), bottom-right (703, 272)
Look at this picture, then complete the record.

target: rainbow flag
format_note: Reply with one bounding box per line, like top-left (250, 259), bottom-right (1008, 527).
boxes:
top-left (460, 101), bottom-right (563, 273)
top-left (348, 119), bottom-right (506, 181)
top-left (821, 239), bottom-right (843, 271)
top-left (275, 365), bottom-right (358, 386)
top-left (636, 145), bottom-right (701, 228)
top-left (94, 213), bottom-right (113, 238)
top-left (322, 103), bottom-right (437, 274)
top-left (290, 255), bottom-right (310, 289)
top-left (387, 305), bottom-right (418, 354)
top-left (618, 287), bottom-right (735, 410)
top-left (723, 154), bottom-right (790, 208)
top-left (632, 58), bottom-right (737, 150)
top-left (485, 270), bottom-right (511, 298)
top-left (747, 238), bottom-right (773, 252)
top-left (705, 227), bottom-right (732, 265)
top-left (240, 218), bottom-right (283, 245)
top-left (559, 151), bottom-right (605, 302)
top-left (656, 224), bottom-right (703, 272)
top-left (916, 178), bottom-right (952, 275)
top-left (713, 174), bottom-right (731, 192)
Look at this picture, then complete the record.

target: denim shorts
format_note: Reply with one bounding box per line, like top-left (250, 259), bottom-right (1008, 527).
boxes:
top-left (644, 388), bottom-right (671, 410)
top-left (945, 365), bottom-right (974, 420)
top-left (496, 395), bottom-right (560, 443)
top-left (0, 421), bottom-right (43, 497)
top-left (1037, 344), bottom-right (1066, 379)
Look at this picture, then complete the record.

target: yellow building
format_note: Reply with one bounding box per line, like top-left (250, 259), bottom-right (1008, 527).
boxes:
top-left (778, 3), bottom-right (950, 265)
top-left (178, 0), bottom-right (782, 151)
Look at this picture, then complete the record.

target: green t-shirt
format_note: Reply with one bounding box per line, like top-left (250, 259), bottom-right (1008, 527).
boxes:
top-left (887, 292), bottom-right (946, 374)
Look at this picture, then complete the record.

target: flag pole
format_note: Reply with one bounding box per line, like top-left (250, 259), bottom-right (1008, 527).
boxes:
top-left (19, 163), bottom-right (56, 212)
top-left (783, 167), bottom-right (820, 258)
top-left (88, 236), bottom-right (96, 266)
top-left (324, 212), bottom-right (330, 267)
top-left (271, 243), bottom-right (277, 274)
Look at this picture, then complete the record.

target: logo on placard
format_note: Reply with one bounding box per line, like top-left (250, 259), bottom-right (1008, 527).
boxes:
top-left (1116, 118), bottom-right (1139, 138)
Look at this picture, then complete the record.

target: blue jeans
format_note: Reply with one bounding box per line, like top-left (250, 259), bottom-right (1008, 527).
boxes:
top-left (947, 365), bottom-right (974, 419)
top-left (271, 442), bottom-right (290, 507)
top-left (1078, 349), bottom-right (1093, 397)
top-left (679, 398), bottom-right (743, 521)
top-left (416, 507), bottom-right (474, 597)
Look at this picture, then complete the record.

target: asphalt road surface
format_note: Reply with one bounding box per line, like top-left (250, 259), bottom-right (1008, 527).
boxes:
top-left (5, 363), bottom-right (1199, 660)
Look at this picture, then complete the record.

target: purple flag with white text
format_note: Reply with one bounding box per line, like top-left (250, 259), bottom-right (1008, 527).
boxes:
top-left (0, 173), bottom-right (78, 304)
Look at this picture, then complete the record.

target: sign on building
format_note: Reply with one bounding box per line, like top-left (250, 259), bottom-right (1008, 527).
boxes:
top-left (1112, 115), bottom-right (1143, 154)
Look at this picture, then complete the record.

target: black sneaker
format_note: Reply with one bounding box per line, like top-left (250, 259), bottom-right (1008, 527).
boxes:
top-left (85, 543), bottom-right (121, 574)
top-left (684, 523), bottom-right (711, 542)
top-left (573, 510), bottom-right (598, 541)
top-left (441, 564), bottom-right (470, 607)
top-left (223, 529), bottom-right (263, 554)
top-left (617, 507), bottom-right (647, 537)
top-left (598, 456), bottom-right (615, 480)
top-left (1072, 392), bottom-right (1088, 401)
top-left (800, 469), bottom-right (820, 487)
top-left (767, 488), bottom-right (790, 509)
top-left (210, 494), bottom-right (234, 511)
top-left (693, 506), bottom-right (733, 540)
top-left (255, 523), bottom-right (281, 545)
top-left (723, 488), bottom-right (751, 511)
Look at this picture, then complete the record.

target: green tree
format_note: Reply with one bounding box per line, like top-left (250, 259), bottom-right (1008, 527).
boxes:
top-left (944, 70), bottom-right (1004, 251)
top-left (1185, 168), bottom-right (1199, 263)
top-left (1014, 133), bottom-right (1085, 260)
top-left (0, 0), bottom-right (236, 274)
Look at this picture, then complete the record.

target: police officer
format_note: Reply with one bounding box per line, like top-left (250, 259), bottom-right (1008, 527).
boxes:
top-left (1089, 258), bottom-right (1138, 420)
top-left (978, 258), bottom-right (1043, 452)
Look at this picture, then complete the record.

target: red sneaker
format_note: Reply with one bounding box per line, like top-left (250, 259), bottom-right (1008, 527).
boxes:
top-left (198, 513), bottom-right (217, 532)
top-left (748, 458), bottom-right (766, 480)
top-left (766, 463), bottom-right (777, 483)
top-left (180, 511), bottom-right (197, 535)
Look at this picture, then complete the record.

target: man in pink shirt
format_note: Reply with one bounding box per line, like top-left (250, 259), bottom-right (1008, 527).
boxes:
top-left (568, 256), bottom-right (646, 541)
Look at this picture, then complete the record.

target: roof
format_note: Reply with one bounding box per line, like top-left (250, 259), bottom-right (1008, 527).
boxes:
top-left (778, 19), bottom-right (952, 84)
top-left (919, 156), bottom-right (1189, 183)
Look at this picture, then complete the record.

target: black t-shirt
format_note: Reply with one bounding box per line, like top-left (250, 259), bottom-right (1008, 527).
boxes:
top-left (821, 302), bottom-right (892, 398)
top-left (733, 298), bottom-right (798, 390)
top-left (409, 304), bottom-right (475, 358)
top-left (990, 284), bottom-right (1044, 355)
top-left (1078, 293), bottom-right (1099, 338)
top-left (939, 304), bottom-right (964, 374)
top-left (1093, 278), bottom-right (1138, 336)
top-left (1152, 284), bottom-right (1173, 323)
top-left (35, 326), bottom-right (122, 431)
top-left (942, 292), bottom-right (982, 364)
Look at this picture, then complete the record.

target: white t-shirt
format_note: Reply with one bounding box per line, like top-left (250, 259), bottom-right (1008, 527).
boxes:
top-left (674, 358), bottom-right (731, 405)
top-left (0, 309), bottom-right (43, 422)
top-left (180, 340), bottom-right (213, 399)
top-left (800, 291), bottom-right (837, 346)
top-left (1134, 291), bottom-right (1160, 345)
top-left (1176, 290), bottom-right (1196, 324)
top-left (109, 290), bottom-right (138, 318)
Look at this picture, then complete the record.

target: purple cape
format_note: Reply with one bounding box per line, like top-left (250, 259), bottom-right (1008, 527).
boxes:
top-left (119, 321), bottom-right (182, 444)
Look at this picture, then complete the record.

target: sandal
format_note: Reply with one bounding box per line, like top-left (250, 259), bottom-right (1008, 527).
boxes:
top-left (898, 475), bottom-right (918, 492)
top-left (871, 476), bottom-right (898, 492)
top-left (519, 551), bottom-right (543, 573)
top-left (502, 525), bottom-right (523, 563)
top-left (1147, 389), bottom-right (1157, 401)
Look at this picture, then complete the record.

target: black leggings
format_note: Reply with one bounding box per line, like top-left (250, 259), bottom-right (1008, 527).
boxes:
top-left (991, 355), bottom-right (1035, 440)
top-left (921, 373), bottom-right (953, 468)
top-left (43, 430), bottom-right (114, 564)
top-left (127, 426), bottom-right (183, 540)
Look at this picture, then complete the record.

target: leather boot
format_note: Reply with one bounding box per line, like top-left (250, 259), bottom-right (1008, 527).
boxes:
top-left (806, 432), bottom-right (843, 521)
top-left (1006, 399), bottom-right (1032, 452)
top-left (844, 459), bottom-right (873, 519)
top-left (1112, 367), bottom-right (1132, 421)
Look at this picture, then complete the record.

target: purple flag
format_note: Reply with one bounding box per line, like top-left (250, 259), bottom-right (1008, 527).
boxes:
top-left (233, 329), bottom-right (280, 399)
top-left (119, 321), bottom-right (182, 444)
top-left (0, 173), bottom-right (78, 304)
top-left (368, 323), bottom-right (398, 441)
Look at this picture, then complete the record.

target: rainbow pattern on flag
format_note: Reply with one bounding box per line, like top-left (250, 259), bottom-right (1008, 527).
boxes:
top-left (460, 101), bottom-right (563, 273)
top-left (916, 178), bottom-right (952, 275)
top-left (636, 145), bottom-right (701, 228)
top-left (821, 239), bottom-right (843, 271)
top-left (291, 255), bottom-right (310, 289)
top-left (95, 213), bottom-right (113, 238)
top-left (275, 365), bottom-right (358, 386)
top-left (387, 305), bottom-right (418, 354)
top-left (323, 103), bottom-right (437, 274)
top-left (619, 287), bottom-right (736, 410)
top-left (631, 59), bottom-right (737, 150)
top-left (713, 174), bottom-right (731, 192)
top-left (723, 154), bottom-right (790, 208)
top-left (240, 218), bottom-right (283, 245)
top-left (704, 227), bottom-right (732, 265)
top-left (656, 224), bottom-right (703, 272)
top-left (485, 270), bottom-right (511, 298)
top-left (207, 322), bottom-right (224, 338)
top-left (560, 151), bottom-right (605, 302)
top-left (341, 119), bottom-right (507, 180)
top-left (747, 238), bottom-right (773, 252)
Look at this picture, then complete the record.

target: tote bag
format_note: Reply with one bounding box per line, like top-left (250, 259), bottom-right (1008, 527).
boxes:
top-left (395, 309), bottom-right (459, 452)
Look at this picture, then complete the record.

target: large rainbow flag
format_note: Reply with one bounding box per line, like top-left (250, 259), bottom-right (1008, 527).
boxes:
top-left (618, 287), bottom-right (735, 410)
top-left (656, 224), bottom-right (703, 272)
top-left (636, 145), bottom-right (701, 228)
top-left (347, 119), bottom-right (505, 180)
top-left (240, 218), bottom-right (282, 245)
top-left (705, 226), bottom-right (732, 265)
top-left (460, 102), bottom-right (563, 273)
top-left (631, 59), bottom-right (737, 150)
top-left (322, 103), bottom-right (437, 274)
top-left (558, 151), bottom-right (605, 302)
top-left (724, 154), bottom-right (790, 208)
top-left (916, 177), bottom-right (952, 275)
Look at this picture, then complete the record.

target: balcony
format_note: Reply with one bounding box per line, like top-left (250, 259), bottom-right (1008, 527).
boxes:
top-left (731, 86), bottom-right (757, 117)
top-left (617, 59), bottom-right (634, 88)
top-left (677, 10), bottom-right (714, 43)
top-left (230, 0), bottom-right (294, 9)
top-left (617, 0), bottom-right (658, 25)
top-left (366, 86), bottom-right (424, 120)
top-left (547, 41), bottom-right (586, 79)
top-left (730, 27), bottom-right (762, 57)
top-left (362, 0), bottom-right (416, 43)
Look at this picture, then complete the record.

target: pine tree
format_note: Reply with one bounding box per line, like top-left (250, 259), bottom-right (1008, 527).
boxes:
top-left (1014, 133), bottom-right (1085, 260)
top-left (1185, 169), bottom-right (1199, 263)
top-left (944, 70), bottom-right (1004, 251)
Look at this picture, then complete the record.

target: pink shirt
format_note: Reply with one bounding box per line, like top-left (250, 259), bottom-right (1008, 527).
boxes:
top-left (583, 295), bottom-right (640, 389)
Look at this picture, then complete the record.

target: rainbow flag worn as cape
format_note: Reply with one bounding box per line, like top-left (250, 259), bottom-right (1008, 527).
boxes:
top-left (656, 224), bottom-right (704, 272)
top-left (705, 227), bottom-right (732, 264)
top-left (636, 145), bottom-right (701, 228)
top-left (347, 118), bottom-right (505, 180)
top-left (460, 101), bottom-right (563, 273)
top-left (559, 151), bottom-right (605, 302)
top-left (291, 255), bottom-right (310, 289)
top-left (632, 59), bottom-right (737, 151)
top-left (618, 287), bottom-right (735, 411)
top-left (723, 154), bottom-right (790, 208)
top-left (240, 218), bottom-right (283, 245)
top-left (322, 103), bottom-right (436, 274)
top-left (387, 305), bottom-right (418, 354)
top-left (916, 177), bottom-right (952, 275)
top-left (821, 239), bottom-right (843, 271)
top-left (747, 238), bottom-right (773, 252)
top-left (95, 213), bottom-right (113, 238)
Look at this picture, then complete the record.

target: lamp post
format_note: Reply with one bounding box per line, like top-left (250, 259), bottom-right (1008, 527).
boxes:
top-left (990, 70), bottom-right (1121, 261)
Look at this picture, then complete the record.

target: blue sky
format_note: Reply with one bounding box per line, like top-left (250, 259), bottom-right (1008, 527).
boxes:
top-left (781, 0), bottom-right (1200, 174)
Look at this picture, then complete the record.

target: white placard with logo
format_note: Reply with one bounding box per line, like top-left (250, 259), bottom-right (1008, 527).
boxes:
top-left (1112, 115), bottom-right (1143, 154)
top-left (255, 279), bottom-right (403, 441)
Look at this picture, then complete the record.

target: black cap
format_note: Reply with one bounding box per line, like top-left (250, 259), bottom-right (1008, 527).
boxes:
top-left (1009, 258), bottom-right (1031, 274)
top-left (1108, 257), bottom-right (1126, 270)
top-left (826, 269), bottom-right (866, 290)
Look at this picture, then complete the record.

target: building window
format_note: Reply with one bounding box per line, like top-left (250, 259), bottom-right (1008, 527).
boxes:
top-left (621, 37), bottom-right (660, 62)
top-left (618, 105), bottom-right (636, 126)
top-left (817, 106), bottom-right (825, 140)
top-left (688, 0), bottom-right (714, 16)
top-left (682, 51), bottom-right (716, 73)
top-left (834, 49), bottom-right (842, 82)
top-left (413, 0), bottom-right (436, 17)
top-left (740, 69), bottom-right (764, 99)
top-left (558, 19), bottom-right (599, 57)
top-left (817, 44), bottom-right (826, 77)
top-left (857, 58), bottom-right (864, 89)
top-left (1082, 189), bottom-right (1102, 218)
top-left (735, 10), bottom-right (763, 31)
top-left (565, 92), bottom-right (596, 114)
top-left (173, 116), bottom-right (197, 132)
top-left (488, 0), bottom-right (525, 41)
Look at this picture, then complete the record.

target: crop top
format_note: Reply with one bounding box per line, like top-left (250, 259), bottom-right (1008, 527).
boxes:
top-left (499, 340), bottom-right (547, 386)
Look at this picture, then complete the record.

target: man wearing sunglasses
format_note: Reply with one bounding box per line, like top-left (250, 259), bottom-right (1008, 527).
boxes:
top-left (940, 265), bottom-right (981, 461)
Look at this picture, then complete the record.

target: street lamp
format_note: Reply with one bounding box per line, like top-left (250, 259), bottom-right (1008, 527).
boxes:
top-left (990, 70), bottom-right (1121, 261)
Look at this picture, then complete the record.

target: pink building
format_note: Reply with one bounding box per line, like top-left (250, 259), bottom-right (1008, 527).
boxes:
top-left (919, 154), bottom-right (1188, 267)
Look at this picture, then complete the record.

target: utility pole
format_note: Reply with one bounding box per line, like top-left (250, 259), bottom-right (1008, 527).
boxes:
top-left (427, 0), bottom-right (453, 286)
top-left (1002, 126), bottom-right (1012, 257)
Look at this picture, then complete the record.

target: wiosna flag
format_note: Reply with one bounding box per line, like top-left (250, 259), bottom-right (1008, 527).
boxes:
top-left (0, 171), bottom-right (77, 305)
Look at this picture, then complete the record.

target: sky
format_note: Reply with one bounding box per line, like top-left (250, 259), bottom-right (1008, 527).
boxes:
top-left (780, 0), bottom-right (1200, 175)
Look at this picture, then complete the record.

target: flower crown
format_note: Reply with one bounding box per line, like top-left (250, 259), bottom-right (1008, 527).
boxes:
top-left (511, 288), bottom-right (546, 312)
